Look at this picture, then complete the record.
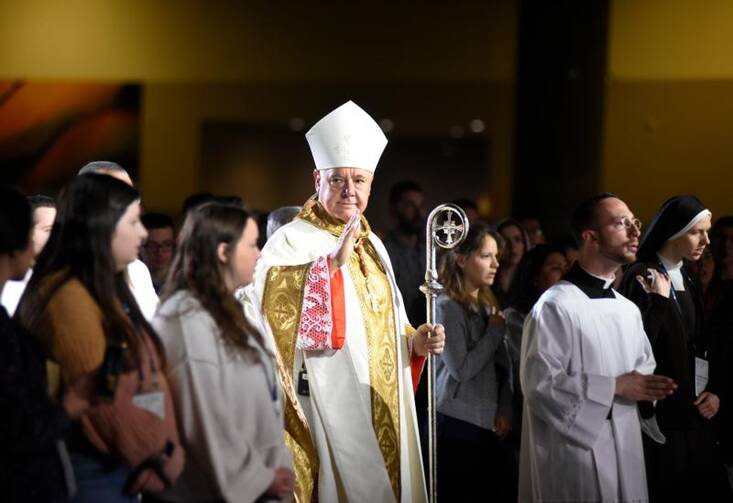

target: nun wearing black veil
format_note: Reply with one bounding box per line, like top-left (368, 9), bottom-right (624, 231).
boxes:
top-left (620, 195), bottom-right (732, 501)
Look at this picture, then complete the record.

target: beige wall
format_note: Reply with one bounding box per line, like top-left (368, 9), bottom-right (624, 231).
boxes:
top-left (603, 0), bottom-right (733, 222)
top-left (1, 0), bottom-right (518, 218)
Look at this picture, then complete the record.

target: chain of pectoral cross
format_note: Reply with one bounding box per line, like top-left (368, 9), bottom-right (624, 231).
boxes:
top-left (356, 244), bottom-right (380, 312)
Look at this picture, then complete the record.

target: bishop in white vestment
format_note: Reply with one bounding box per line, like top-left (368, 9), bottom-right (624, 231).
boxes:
top-left (253, 101), bottom-right (442, 503)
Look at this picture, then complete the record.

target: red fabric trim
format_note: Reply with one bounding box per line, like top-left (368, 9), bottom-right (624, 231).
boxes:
top-left (297, 256), bottom-right (333, 350)
top-left (329, 263), bottom-right (346, 350)
top-left (410, 354), bottom-right (426, 394)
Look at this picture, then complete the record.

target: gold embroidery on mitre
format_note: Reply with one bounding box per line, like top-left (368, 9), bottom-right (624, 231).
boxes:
top-left (263, 264), bottom-right (318, 503)
top-left (348, 241), bottom-right (401, 500)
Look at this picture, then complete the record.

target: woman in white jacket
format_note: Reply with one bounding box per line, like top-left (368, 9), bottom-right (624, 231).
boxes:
top-left (152, 202), bottom-right (294, 502)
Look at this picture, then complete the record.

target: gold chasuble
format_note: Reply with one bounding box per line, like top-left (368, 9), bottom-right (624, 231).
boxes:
top-left (261, 199), bottom-right (403, 502)
top-left (262, 260), bottom-right (318, 503)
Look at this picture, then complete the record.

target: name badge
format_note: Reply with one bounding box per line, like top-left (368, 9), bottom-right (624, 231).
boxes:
top-left (133, 391), bottom-right (165, 420)
top-left (695, 357), bottom-right (709, 396)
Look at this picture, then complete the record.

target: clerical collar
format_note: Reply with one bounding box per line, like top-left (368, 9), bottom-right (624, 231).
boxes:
top-left (657, 252), bottom-right (686, 291)
top-left (563, 262), bottom-right (616, 299)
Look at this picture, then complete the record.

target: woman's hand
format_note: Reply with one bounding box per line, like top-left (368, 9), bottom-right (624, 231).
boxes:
top-left (489, 311), bottom-right (506, 333)
top-left (636, 269), bottom-right (671, 298)
top-left (694, 391), bottom-right (720, 419)
top-left (494, 415), bottom-right (510, 439)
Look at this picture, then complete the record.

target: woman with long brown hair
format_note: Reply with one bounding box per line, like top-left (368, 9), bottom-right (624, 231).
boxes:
top-left (17, 173), bottom-right (184, 502)
top-left (434, 222), bottom-right (514, 502)
top-left (152, 203), bottom-right (294, 502)
top-left (495, 218), bottom-right (531, 306)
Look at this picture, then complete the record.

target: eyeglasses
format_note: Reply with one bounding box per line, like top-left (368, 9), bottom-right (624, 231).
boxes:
top-left (610, 217), bottom-right (642, 231)
top-left (143, 241), bottom-right (174, 254)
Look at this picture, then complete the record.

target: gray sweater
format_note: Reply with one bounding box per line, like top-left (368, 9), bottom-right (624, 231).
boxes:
top-left (435, 294), bottom-right (512, 430)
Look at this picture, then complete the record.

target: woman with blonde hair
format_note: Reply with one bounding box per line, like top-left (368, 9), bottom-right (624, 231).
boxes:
top-left (435, 222), bottom-right (514, 502)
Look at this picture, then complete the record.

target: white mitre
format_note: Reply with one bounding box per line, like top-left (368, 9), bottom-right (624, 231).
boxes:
top-left (305, 100), bottom-right (387, 173)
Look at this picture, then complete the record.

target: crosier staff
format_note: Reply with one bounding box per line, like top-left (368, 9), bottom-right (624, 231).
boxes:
top-left (420, 204), bottom-right (469, 503)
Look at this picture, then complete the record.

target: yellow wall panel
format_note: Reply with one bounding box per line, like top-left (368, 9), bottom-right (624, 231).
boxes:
top-left (601, 80), bottom-right (733, 222)
top-left (610, 0), bottom-right (733, 80)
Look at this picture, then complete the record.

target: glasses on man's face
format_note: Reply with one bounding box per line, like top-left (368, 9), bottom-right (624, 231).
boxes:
top-left (143, 241), bottom-right (174, 254)
top-left (610, 217), bottom-right (642, 232)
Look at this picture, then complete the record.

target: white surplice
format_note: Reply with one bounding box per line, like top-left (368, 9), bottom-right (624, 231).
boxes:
top-left (519, 281), bottom-right (656, 503)
top-left (253, 218), bottom-right (427, 503)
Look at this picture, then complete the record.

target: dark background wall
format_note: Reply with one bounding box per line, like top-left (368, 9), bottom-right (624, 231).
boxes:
top-left (513, 0), bottom-right (610, 238)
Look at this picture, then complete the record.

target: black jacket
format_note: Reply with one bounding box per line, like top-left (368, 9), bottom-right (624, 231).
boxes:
top-left (621, 261), bottom-right (721, 431)
top-left (705, 280), bottom-right (733, 461)
top-left (0, 306), bottom-right (70, 502)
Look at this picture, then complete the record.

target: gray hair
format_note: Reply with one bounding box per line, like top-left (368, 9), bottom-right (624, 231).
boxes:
top-left (267, 206), bottom-right (301, 239)
top-left (78, 161), bottom-right (127, 176)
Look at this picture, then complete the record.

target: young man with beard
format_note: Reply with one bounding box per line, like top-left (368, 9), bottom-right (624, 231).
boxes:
top-left (383, 180), bottom-right (427, 326)
top-left (621, 195), bottom-right (732, 501)
top-left (519, 193), bottom-right (676, 502)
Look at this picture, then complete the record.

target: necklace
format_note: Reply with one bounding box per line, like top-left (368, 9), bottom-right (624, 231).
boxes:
top-left (355, 244), bottom-right (381, 312)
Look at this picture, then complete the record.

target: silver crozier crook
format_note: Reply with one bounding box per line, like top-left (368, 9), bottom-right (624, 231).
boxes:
top-left (420, 203), bottom-right (469, 503)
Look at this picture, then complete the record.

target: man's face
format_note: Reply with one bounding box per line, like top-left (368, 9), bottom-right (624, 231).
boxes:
top-left (314, 167), bottom-right (373, 223)
top-left (667, 215), bottom-right (711, 262)
top-left (141, 226), bottom-right (175, 274)
top-left (31, 206), bottom-right (56, 257)
top-left (393, 190), bottom-right (425, 235)
top-left (588, 198), bottom-right (641, 265)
